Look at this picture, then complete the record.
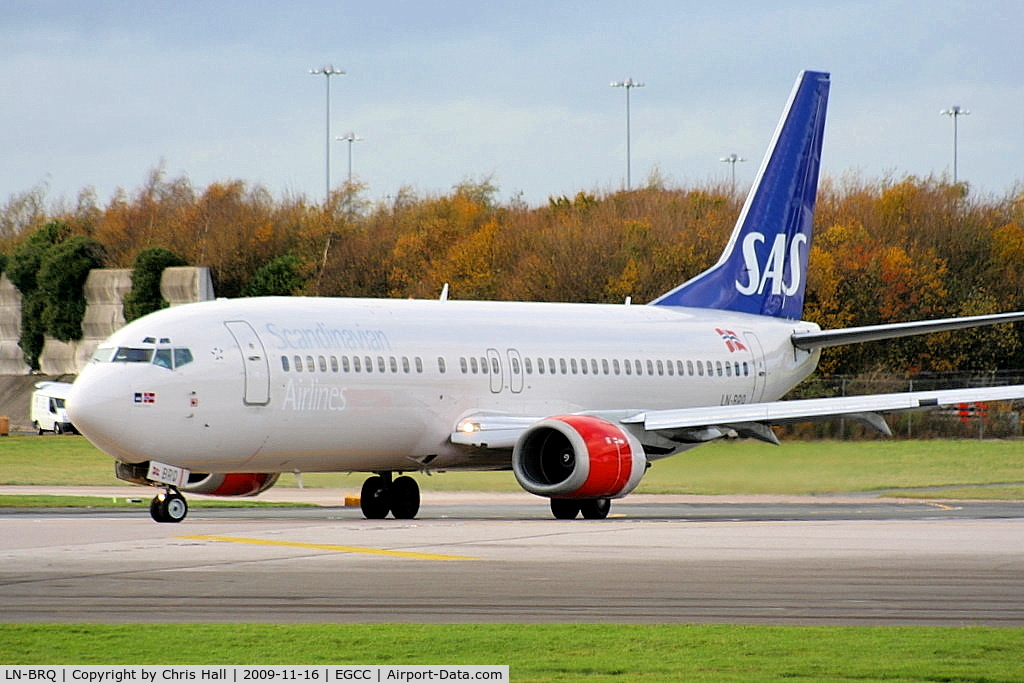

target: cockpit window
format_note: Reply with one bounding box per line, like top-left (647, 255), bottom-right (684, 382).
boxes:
top-left (91, 347), bottom-right (116, 363)
top-left (100, 346), bottom-right (194, 370)
top-left (114, 347), bottom-right (154, 363)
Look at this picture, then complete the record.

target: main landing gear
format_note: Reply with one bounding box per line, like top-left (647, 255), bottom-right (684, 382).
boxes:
top-left (550, 497), bottom-right (611, 520)
top-left (150, 488), bottom-right (188, 523)
top-left (360, 473), bottom-right (420, 520)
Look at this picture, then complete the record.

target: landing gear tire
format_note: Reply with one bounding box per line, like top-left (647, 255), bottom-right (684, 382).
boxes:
top-left (390, 476), bottom-right (420, 519)
top-left (360, 476), bottom-right (391, 519)
top-left (150, 490), bottom-right (188, 523)
top-left (550, 498), bottom-right (581, 520)
top-left (580, 498), bottom-right (611, 520)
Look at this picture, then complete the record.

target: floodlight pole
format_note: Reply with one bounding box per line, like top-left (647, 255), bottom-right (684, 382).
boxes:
top-left (310, 64), bottom-right (346, 199)
top-left (611, 77), bottom-right (644, 190)
top-left (719, 153), bottom-right (746, 195)
top-left (336, 132), bottom-right (363, 185)
top-left (940, 105), bottom-right (969, 183)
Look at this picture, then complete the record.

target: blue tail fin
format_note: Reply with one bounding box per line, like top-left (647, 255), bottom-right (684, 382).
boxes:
top-left (651, 70), bottom-right (830, 319)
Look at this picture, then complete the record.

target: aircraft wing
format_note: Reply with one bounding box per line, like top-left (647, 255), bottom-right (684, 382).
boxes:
top-left (622, 384), bottom-right (1024, 438)
top-left (452, 384), bottom-right (1024, 451)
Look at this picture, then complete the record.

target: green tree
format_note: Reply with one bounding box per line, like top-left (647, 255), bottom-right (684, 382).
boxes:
top-left (37, 236), bottom-right (106, 342)
top-left (123, 247), bottom-right (189, 322)
top-left (6, 221), bottom-right (71, 370)
top-left (242, 253), bottom-right (305, 297)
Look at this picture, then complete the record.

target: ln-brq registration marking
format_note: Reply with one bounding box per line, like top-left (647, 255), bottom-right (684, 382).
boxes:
top-left (67, 70), bottom-right (1024, 524)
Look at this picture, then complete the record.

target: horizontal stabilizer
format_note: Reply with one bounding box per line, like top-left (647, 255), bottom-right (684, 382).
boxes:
top-left (792, 311), bottom-right (1024, 349)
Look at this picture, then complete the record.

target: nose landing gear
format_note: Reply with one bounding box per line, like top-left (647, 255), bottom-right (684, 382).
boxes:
top-left (150, 488), bottom-right (188, 523)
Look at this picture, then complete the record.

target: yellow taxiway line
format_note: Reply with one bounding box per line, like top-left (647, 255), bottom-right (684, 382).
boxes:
top-left (178, 534), bottom-right (479, 561)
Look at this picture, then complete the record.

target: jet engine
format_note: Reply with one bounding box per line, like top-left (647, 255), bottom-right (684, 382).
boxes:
top-left (115, 462), bottom-right (279, 497)
top-left (512, 415), bottom-right (646, 499)
top-left (181, 472), bottom-right (280, 496)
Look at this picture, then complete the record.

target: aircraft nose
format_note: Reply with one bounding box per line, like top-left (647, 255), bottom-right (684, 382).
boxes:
top-left (67, 366), bottom-right (136, 461)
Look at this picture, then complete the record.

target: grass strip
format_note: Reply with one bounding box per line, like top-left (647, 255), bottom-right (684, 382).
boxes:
top-left (2, 435), bottom-right (1022, 498)
top-left (2, 624), bottom-right (1023, 681)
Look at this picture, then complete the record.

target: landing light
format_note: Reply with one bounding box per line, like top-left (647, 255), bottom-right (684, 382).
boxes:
top-left (458, 422), bottom-right (480, 433)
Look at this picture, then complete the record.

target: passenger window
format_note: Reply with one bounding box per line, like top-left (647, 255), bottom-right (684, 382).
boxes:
top-left (306, 356), bottom-right (315, 372)
top-left (624, 360), bottom-right (632, 375)
top-left (402, 357), bottom-right (410, 373)
top-left (343, 356), bottom-right (351, 372)
top-left (480, 357), bottom-right (488, 374)
top-left (549, 358), bottom-right (556, 374)
top-left (281, 356), bottom-right (290, 372)
top-left (706, 361), bottom-right (714, 377)
top-left (377, 356), bottom-right (386, 373)
top-left (648, 360), bottom-right (656, 375)
top-left (613, 359), bottom-right (620, 375)
top-left (635, 360), bottom-right (643, 375)
top-left (726, 362), bottom-right (732, 377)
top-left (437, 357), bottom-right (446, 374)
top-left (537, 358), bottom-right (544, 374)
top-left (560, 358), bottom-right (567, 374)
top-left (570, 359), bottom-right (578, 374)
top-left (470, 358), bottom-right (478, 374)
top-left (716, 361), bottom-right (723, 377)
top-left (511, 357), bottom-right (521, 374)
top-left (353, 356), bottom-right (361, 372)
top-left (154, 348), bottom-right (173, 369)
top-left (330, 356), bottom-right (339, 372)
top-left (460, 357), bottom-right (468, 373)
top-left (744, 362), bottom-right (749, 376)
top-left (578, 359), bottom-right (585, 375)
top-left (364, 356), bottom-right (373, 372)
top-left (390, 356), bottom-right (398, 373)
top-left (524, 358), bottom-right (533, 374)
top-left (677, 360), bottom-right (685, 376)
top-left (294, 355), bottom-right (303, 372)
top-left (492, 358), bottom-right (500, 374)
top-left (697, 362), bottom-right (704, 377)
top-left (656, 360), bottom-right (664, 376)
top-left (590, 359), bottom-right (598, 374)
top-left (415, 357), bottom-right (423, 373)
top-left (319, 356), bottom-right (327, 372)
top-left (602, 359), bottom-right (609, 375)
top-left (687, 360), bottom-right (694, 376)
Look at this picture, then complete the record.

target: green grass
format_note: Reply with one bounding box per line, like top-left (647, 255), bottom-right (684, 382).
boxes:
top-left (1, 624), bottom-right (1023, 681)
top-left (3, 435), bottom-right (1021, 498)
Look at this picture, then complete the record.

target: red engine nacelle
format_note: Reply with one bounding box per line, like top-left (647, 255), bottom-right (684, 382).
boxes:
top-left (182, 472), bottom-right (280, 496)
top-left (512, 415), bottom-right (646, 499)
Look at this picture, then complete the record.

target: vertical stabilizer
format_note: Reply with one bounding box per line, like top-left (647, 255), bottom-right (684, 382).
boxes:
top-left (651, 70), bottom-right (830, 319)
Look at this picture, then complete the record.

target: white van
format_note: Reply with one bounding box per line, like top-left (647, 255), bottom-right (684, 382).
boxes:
top-left (31, 381), bottom-right (76, 435)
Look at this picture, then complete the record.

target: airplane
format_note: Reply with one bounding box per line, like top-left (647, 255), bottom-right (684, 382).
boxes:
top-left (67, 70), bottom-right (1024, 523)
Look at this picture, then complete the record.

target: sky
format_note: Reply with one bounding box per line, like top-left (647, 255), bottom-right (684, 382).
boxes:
top-left (2, 1), bottom-right (1022, 210)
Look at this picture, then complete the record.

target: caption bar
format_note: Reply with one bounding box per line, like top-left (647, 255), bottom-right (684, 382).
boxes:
top-left (0, 667), bottom-right (508, 683)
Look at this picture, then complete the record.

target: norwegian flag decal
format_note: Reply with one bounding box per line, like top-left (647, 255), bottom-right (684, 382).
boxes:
top-left (134, 392), bottom-right (156, 404)
top-left (716, 328), bottom-right (747, 353)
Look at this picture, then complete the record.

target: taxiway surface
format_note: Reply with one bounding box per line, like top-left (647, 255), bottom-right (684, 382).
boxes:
top-left (1, 490), bottom-right (1022, 625)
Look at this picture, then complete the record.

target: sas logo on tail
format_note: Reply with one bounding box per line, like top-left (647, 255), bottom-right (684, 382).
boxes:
top-left (735, 232), bottom-right (808, 297)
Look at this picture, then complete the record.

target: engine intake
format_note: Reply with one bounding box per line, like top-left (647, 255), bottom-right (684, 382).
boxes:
top-left (512, 415), bottom-right (646, 499)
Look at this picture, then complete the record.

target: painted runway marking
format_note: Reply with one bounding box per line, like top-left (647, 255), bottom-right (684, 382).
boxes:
top-left (178, 534), bottom-right (479, 561)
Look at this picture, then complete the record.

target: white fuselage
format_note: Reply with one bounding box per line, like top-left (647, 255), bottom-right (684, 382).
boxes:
top-left (68, 297), bottom-right (821, 474)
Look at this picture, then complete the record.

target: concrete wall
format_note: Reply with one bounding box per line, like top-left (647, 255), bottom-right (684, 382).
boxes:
top-left (0, 274), bottom-right (28, 375)
top-left (0, 267), bottom-right (215, 376)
